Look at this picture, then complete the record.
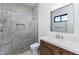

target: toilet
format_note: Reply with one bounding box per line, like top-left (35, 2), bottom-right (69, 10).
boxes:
top-left (30, 43), bottom-right (40, 55)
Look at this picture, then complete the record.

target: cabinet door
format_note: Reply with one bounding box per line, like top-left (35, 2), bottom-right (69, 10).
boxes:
top-left (51, 49), bottom-right (60, 55)
top-left (40, 44), bottom-right (52, 55)
top-left (40, 40), bottom-right (60, 55)
top-left (61, 49), bottom-right (76, 55)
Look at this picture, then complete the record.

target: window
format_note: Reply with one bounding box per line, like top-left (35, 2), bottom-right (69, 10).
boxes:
top-left (54, 16), bottom-right (60, 23)
top-left (54, 14), bottom-right (68, 23)
top-left (61, 14), bottom-right (68, 22)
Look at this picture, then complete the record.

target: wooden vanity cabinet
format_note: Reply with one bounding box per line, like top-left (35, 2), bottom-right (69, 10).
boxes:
top-left (60, 49), bottom-right (76, 55)
top-left (40, 40), bottom-right (77, 55)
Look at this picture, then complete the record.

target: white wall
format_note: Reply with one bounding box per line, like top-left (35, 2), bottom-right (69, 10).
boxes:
top-left (38, 3), bottom-right (79, 42)
top-left (38, 3), bottom-right (51, 37)
top-left (38, 3), bottom-right (70, 37)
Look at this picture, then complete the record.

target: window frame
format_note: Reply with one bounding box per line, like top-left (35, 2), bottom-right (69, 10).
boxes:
top-left (54, 14), bottom-right (68, 23)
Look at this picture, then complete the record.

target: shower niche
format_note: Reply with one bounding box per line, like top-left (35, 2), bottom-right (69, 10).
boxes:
top-left (16, 24), bottom-right (25, 31)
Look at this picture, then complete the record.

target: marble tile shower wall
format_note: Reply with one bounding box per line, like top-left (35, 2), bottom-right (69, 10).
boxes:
top-left (0, 3), bottom-right (37, 55)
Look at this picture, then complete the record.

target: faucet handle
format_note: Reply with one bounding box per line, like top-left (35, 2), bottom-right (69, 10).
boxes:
top-left (61, 36), bottom-right (64, 39)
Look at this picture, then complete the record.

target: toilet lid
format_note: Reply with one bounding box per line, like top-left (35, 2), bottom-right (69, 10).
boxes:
top-left (31, 43), bottom-right (40, 48)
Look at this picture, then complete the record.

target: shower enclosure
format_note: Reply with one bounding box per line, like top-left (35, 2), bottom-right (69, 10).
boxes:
top-left (0, 3), bottom-right (38, 55)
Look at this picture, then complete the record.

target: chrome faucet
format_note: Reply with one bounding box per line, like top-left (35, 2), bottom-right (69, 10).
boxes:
top-left (56, 34), bottom-right (64, 39)
top-left (56, 34), bottom-right (60, 39)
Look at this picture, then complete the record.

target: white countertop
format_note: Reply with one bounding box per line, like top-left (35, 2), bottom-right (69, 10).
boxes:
top-left (40, 36), bottom-right (79, 55)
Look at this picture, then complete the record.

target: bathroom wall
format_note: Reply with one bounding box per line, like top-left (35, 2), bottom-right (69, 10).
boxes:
top-left (38, 3), bottom-right (70, 37)
top-left (0, 3), bottom-right (37, 54)
top-left (38, 3), bottom-right (79, 42)
top-left (51, 4), bottom-right (74, 33)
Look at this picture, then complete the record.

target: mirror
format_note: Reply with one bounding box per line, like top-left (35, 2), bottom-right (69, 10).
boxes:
top-left (50, 4), bottom-right (74, 33)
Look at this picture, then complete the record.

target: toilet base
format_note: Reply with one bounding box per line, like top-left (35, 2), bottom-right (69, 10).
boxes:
top-left (31, 50), bottom-right (39, 55)
top-left (30, 43), bottom-right (40, 55)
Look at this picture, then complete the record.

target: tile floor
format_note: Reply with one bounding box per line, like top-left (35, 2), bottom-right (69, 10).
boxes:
top-left (19, 50), bottom-right (32, 55)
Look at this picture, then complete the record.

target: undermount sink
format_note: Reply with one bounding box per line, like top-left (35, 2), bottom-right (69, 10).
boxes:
top-left (43, 35), bottom-right (61, 41)
top-left (46, 36), bottom-right (78, 49)
top-left (41, 35), bottom-right (76, 45)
